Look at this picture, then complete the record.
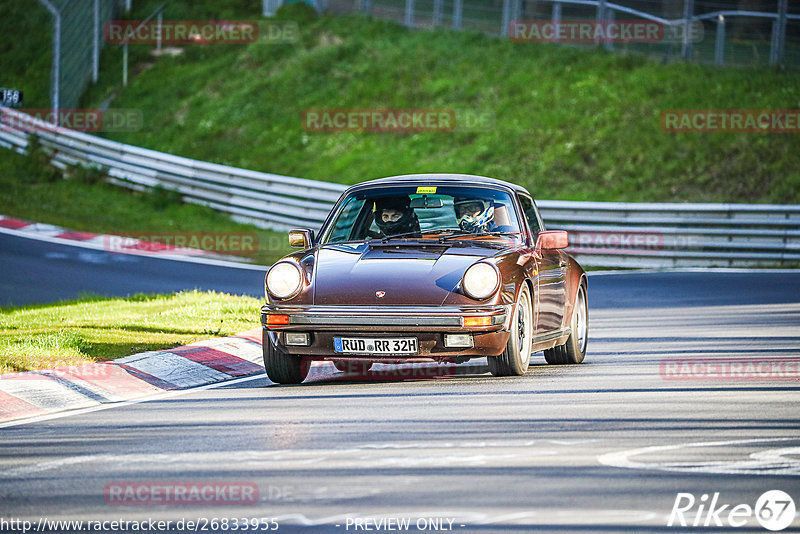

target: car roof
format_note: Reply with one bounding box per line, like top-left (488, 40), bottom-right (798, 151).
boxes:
top-left (348, 174), bottom-right (531, 195)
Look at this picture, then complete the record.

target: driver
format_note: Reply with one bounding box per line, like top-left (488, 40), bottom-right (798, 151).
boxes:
top-left (373, 196), bottom-right (420, 237)
top-left (454, 197), bottom-right (495, 233)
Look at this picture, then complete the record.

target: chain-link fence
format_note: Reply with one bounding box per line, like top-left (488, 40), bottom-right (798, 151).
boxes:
top-left (35, 0), bottom-right (127, 118)
top-left (321, 0), bottom-right (799, 68)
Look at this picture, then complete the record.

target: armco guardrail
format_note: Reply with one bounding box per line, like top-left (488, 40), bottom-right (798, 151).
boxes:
top-left (1, 107), bottom-right (798, 268)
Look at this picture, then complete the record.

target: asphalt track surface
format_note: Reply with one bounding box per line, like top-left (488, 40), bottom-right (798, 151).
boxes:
top-left (1, 234), bottom-right (800, 533)
top-left (0, 232), bottom-right (264, 306)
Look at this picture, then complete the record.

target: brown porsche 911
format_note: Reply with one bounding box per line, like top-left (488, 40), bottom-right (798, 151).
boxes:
top-left (260, 174), bottom-right (587, 384)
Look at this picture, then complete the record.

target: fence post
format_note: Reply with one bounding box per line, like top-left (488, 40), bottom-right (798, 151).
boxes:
top-left (433, 0), bottom-right (443, 26)
top-left (682, 0), bottom-right (694, 60)
top-left (595, 0), bottom-right (606, 46)
top-left (501, 0), bottom-right (511, 37)
top-left (604, 8), bottom-right (614, 51)
top-left (405, 0), bottom-right (414, 27)
top-left (714, 14), bottom-right (725, 66)
top-left (512, 0), bottom-right (521, 23)
top-left (157, 11), bottom-right (162, 51)
top-left (771, 0), bottom-right (788, 67)
top-left (123, 43), bottom-right (128, 86)
top-left (361, 0), bottom-right (372, 15)
top-left (93, 0), bottom-right (99, 83)
top-left (452, 0), bottom-right (462, 29)
top-left (552, 2), bottom-right (561, 26)
top-left (37, 0), bottom-right (60, 124)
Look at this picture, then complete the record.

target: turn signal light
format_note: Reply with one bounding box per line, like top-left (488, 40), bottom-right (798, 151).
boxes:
top-left (461, 316), bottom-right (492, 327)
top-left (266, 314), bottom-right (290, 326)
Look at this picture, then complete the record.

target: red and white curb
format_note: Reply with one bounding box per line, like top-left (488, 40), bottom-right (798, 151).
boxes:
top-left (0, 328), bottom-right (267, 424)
top-left (0, 214), bottom-right (246, 262)
top-left (0, 326), bottom-right (489, 424)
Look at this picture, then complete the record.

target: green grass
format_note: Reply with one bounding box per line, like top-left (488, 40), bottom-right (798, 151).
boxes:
top-left (0, 291), bottom-right (262, 374)
top-left (77, 9), bottom-right (800, 203)
top-left (4, 1), bottom-right (800, 208)
top-left (0, 147), bottom-right (293, 265)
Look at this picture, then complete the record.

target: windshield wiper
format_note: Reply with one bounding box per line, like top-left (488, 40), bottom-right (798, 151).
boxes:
top-left (380, 231), bottom-right (427, 243)
top-left (438, 230), bottom-right (521, 242)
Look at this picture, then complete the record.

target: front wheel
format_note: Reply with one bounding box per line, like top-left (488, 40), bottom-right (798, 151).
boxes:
top-left (263, 330), bottom-right (309, 384)
top-left (488, 283), bottom-right (533, 377)
top-left (544, 283), bottom-right (587, 364)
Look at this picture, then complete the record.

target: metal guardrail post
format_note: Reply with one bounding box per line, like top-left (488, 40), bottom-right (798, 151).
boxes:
top-left (433, 0), bottom-right (443, 27)
top-left (405, 0), bottom-right (414, 27)
top-left (452, 0), bottom-right (462, 30)
top-left (682, 0), bottom-right (694, 60)
top-left (714, 14), bottom-right (725, 66)
top-left (552, 2), bottom-right (561, 27)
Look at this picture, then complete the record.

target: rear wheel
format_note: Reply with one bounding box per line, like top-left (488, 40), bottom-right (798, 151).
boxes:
top-left (263, 330), bottom-right (309, 384)
top-left (488, 283), bottom-right (533, 377)
top-left (544, 283), bottom-right (587, 364)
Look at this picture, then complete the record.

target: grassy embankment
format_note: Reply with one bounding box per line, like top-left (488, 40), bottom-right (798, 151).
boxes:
top-left (0, 291), bottom-right (261, 374)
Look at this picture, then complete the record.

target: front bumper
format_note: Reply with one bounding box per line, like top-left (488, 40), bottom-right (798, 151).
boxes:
top-left (261, 305), bottom-right (512, 359)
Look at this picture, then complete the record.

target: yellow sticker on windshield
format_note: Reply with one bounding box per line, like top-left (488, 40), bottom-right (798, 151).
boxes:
top-left (416, 186), bottom-right (437, 194)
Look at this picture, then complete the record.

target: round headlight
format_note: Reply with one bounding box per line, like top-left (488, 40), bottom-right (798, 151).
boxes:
top-left (462, 262), bottom-right (500, 300)
top-left (266, 262), bottom-right (303, 299)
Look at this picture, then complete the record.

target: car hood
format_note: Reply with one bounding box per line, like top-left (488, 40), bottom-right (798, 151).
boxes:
top-left (312, 242), bottom-right (496, 306)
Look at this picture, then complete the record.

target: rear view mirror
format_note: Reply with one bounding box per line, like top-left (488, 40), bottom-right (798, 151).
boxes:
top-left (410, 195), bottom-right (444, 209)
top-left (288, 229), bottom-right (314, 249)
top-left (536, 230), bottom-right (568, 250)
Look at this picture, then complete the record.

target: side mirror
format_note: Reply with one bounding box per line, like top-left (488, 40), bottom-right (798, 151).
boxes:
top-left (288, 229), bottom-right (314, 249)
top-left (536, 230), bottom-right (568, 250)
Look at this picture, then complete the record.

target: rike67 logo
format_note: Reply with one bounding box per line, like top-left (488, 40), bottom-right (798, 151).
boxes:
top-left (669, 490), bottom-right (796, 531)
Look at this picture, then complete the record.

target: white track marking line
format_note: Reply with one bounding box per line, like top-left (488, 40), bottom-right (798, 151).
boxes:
top-left (598, 437), bottom-right (800, 476)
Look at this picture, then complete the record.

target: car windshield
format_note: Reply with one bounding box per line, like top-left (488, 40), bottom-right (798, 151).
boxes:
top-left (320, 186), bottom-right (523, 245)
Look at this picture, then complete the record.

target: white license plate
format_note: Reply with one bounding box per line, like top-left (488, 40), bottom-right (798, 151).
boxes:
top-left (333, 337), bottom-right (418, 355)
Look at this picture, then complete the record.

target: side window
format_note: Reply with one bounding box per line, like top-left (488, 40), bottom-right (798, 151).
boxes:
top-left (517, 195), bottom-right (543, 235)
top-left (328, 197), bottom-right (367, 242)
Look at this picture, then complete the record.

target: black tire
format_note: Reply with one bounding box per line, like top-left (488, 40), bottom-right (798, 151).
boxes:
top-left (544, 282), bottom-right (587, 365)
top-left (263, 330), bottom-right (309, 384)
top-left (488, 283), bottom-right (533, 377)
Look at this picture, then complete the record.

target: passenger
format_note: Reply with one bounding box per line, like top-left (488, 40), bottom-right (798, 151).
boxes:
top-left (453, 197), bottom-right (496, 233)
